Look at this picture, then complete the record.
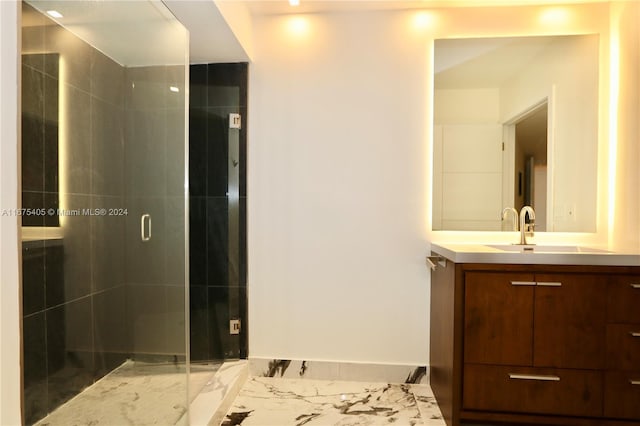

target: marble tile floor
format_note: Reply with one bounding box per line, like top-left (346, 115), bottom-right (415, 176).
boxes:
top-left (30, 360), bottom-right (445, 426)
top-left (34, 360), bottom-right (219, 426)
top-left (219, 377), bottom-right (446, 426)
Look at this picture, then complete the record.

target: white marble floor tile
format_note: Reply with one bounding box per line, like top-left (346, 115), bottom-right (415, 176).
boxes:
top-left (221, 377), bottom-right (444, 426)
top-left (34, 360), bottom-right (214, 426)
top-left (410, 384), bottom-right (446, 425)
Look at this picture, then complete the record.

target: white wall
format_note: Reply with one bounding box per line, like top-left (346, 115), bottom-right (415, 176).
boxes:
top-left (247, 3), bottom-right (617, 365)
top-left (611, 0), bottom-right (640, 252)
top-left (0, 1), bottom-right (22, 424)
top-left (248, 10), bottom-right (431, 364)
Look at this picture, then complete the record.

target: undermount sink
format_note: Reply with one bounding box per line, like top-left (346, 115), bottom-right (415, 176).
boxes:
top-left (486, 244), bottom-right (611, 254)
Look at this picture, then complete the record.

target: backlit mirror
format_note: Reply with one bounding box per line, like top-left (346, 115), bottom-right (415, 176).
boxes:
top-left (432, 34), bottom-right (599, 232)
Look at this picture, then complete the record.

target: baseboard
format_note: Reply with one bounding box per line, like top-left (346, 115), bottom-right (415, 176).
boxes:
top-left (248, 358), bottom-right (428, 384)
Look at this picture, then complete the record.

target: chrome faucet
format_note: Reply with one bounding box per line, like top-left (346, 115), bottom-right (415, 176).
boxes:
top-left (501, 207), bottom-right (519, 231)
top-left (518, 206), bottom-right (536, 245)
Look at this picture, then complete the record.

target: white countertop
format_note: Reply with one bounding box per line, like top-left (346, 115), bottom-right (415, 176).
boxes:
top-left (431, 243), bottom-right (640, 266)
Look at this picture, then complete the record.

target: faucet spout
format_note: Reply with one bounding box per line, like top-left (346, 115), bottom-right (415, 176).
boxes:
top-left (519, 206), bottom-right (536, 245)
top-left (501, 207), bottom-right (519, 231)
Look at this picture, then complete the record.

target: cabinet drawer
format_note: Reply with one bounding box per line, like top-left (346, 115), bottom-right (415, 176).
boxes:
top-left (464, 272), bottom-right (535, 365)
top-left (608, 276), bottom-right (640, 323)
top-left (604, 371), bottom-right (640, 420)
top-left (463, 364), bottom-right (602, 417)
top-left (606, 324), bottom-right (640, 370)
top-left (534, 273), bottom-right (606, 370)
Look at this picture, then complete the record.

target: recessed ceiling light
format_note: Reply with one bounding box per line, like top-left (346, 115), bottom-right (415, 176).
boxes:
top-left (46, 10), bottom-right (63, 19)
top-left (169, 86), bottom-right (180, 93)
top-left (289, 0), bottom-right (300, 6)
top-left (539, 7), bottom-right (570, 25)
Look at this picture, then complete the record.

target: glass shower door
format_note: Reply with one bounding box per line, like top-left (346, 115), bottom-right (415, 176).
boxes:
top-left (20, 1), bottom-right (190, 424)
top-left (189, 63), bottom-right (248, 364)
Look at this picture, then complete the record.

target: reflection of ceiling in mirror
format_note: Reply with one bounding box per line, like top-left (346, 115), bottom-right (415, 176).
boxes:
top-left (434, 36), bottom-right (558, 89)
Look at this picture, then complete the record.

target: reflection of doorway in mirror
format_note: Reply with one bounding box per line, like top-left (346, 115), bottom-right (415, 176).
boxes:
top-left (511, 102), bottom-right (548, 231)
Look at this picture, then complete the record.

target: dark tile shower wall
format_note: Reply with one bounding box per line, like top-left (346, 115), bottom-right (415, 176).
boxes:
top-left (189, 63), bottom-right (248, 361)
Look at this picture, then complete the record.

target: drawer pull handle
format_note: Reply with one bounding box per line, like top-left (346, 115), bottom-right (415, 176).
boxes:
top-left (511, 281), bottom-right (536, 286)
top-left (631, 380), bottom-right (640, 386)
top-left (630, 332), bottom-right (640, 338)
top-left (426, 256), bottom-right (446, 271)
top-left (537, 282), bottom-right (562, 287)
top-left (631, 284), bottom-right (640, 289)
top-left (509, 373), bottom-right (560, 382)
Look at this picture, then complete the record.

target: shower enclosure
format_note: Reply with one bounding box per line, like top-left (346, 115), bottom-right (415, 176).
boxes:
top-left (20, 1), bottom-right (193, 424)
top-left (189, 62), bottom-right (248, 363)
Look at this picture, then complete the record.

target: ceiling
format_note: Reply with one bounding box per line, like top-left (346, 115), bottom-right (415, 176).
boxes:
top-left (245, 1), bottom-right (436, 15)
top-left (243, 0), bottom-right (606, 16)
top-left (25, 0), bottom-right (606, 66)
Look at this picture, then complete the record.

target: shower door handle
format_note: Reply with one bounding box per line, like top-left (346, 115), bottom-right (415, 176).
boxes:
top-left (141, 214), bottom-right (151, 242)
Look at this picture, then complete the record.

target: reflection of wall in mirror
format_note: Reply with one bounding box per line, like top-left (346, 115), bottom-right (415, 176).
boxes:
top-left (501, 35), bottom-right (598, 232)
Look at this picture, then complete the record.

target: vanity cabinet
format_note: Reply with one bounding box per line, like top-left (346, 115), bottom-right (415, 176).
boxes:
top-left (463, 272), bottom-right (606, 369)
top-left (430, 260), bottom-right (640, 426)
top-left (604, 276), bottom-right (640, 420)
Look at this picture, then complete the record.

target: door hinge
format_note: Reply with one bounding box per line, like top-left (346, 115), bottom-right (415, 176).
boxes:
top-left (229, 113), bottom-right (241, 129)
top-left (229, 319), bottom-right (241, 335)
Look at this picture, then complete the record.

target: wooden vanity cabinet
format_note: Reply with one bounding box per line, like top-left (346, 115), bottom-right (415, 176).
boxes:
top-left (463, 272), bottom-right (535, 366)
top-left (430, 260), bottom-right (640, 426)
top-left (604, 275), bottom-right (640, 420)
